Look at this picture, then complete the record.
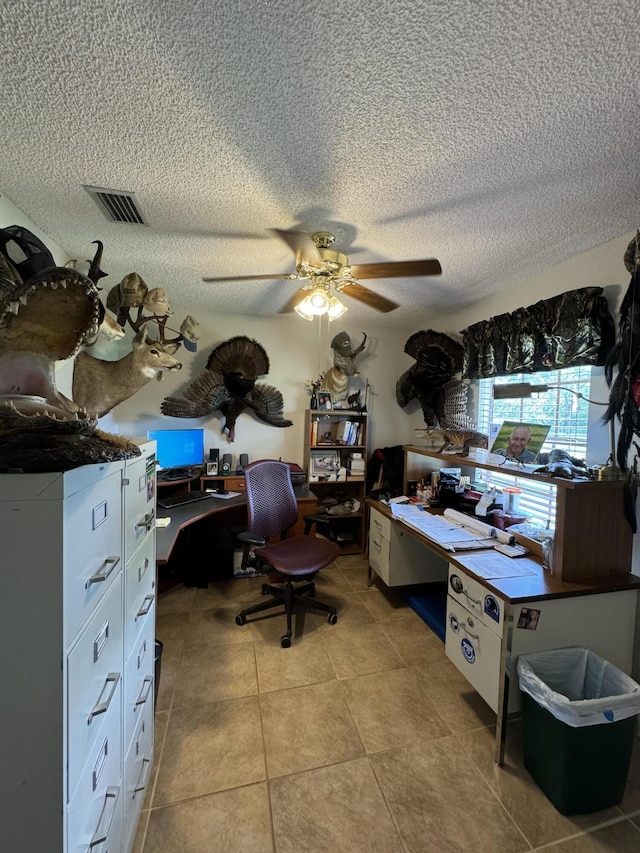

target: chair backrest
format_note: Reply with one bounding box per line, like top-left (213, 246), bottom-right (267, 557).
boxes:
top-left (244, 460), bottom-right (299, 539)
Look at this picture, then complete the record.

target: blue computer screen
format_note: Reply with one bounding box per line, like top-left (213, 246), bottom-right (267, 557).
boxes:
top-left (147, 428), bottom-right (204, 471)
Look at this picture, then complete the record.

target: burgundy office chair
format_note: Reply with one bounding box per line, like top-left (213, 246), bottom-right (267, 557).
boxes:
top-left (235, 459), bottom-right (340, 647)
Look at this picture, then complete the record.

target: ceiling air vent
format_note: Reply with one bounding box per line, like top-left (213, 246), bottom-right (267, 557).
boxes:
top-left (83, 186), bottom-right (147, 224)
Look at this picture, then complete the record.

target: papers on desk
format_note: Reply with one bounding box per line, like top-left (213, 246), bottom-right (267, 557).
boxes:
top-left (391, 504), bottom-right (500, 552)
top-left (204, 490), bottom-right (242, 500)
top-left (155, 517), bottom-right (171, 528)
top-left (454, 551), bottom-right (537, 579)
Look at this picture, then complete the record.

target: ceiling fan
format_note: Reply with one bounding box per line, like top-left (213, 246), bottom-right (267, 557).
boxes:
top-left (202, 229), bottom-right (442, 315)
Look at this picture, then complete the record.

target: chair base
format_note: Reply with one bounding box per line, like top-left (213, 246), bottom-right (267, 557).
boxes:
top-left (236, 578), bottom-right (337, 647)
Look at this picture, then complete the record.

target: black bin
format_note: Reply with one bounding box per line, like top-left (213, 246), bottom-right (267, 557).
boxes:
top-left (517, 648), bottom-right (640, 815)
top-left (154, 640), bottom-right (163, 709)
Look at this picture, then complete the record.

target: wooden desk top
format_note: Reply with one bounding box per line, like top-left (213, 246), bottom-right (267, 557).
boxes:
top-left (155, 485), bottom-right (317, 564)
top-left (368, 499), bottom-right (640, 604)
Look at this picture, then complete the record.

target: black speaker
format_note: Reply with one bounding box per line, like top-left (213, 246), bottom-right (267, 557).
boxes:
top-left (209, 448), bottom-right (219, 463)
top-left (237, 453), bottom-right (249, 474)
top-left (221, 453), bottom-right (232, 475)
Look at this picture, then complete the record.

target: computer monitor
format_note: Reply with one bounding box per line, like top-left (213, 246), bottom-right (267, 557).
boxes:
top-left (147, 428), bottom-right (204, 472)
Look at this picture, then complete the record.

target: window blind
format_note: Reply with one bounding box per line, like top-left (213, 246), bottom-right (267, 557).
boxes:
top-left (475, 366), bottom-right (592, 527)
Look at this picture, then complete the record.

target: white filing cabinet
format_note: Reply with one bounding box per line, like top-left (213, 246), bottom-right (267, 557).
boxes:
top-left (0, 440), bottom-right (156, 853)
top-left (368, 505), bottom-right (447, 586)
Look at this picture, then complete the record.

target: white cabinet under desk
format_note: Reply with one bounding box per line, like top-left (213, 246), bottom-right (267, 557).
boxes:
top-left (366, 497), bottom-right (640, 764)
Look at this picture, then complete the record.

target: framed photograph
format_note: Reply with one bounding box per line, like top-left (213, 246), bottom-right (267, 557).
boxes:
top-left (490, 421), bottom-right (551, 463)
top-left (310, 449), bottom-right (340, 477)
top-left (317, 391), bottom-right (332, 410)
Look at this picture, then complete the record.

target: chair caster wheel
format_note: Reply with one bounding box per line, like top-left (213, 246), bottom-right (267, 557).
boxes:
top-left (261, 584), bottom-right (269, 595)
top-left (281, 635), bottom-right (291, 648)
top-left (236, 614), bottom-right (247, 626)
top-left (327, 612), bottom-right (337, 625)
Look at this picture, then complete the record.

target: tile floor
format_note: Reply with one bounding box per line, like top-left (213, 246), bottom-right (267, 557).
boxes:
top-left (134, 555), bottom-right (640, 852)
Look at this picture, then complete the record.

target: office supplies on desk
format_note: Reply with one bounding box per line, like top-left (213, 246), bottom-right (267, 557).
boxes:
top-left (157, 489), bottom-right (214, 509)
top-left (155, 516), bottom-right (171, 528)
top-left (494, 543), bottom-right (530, 558)
top-left (204, 489), bottom-right (242, 500)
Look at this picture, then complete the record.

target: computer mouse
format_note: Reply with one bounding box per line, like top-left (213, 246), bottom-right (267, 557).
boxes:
top-left (217, 486), bottom-right (228, 495)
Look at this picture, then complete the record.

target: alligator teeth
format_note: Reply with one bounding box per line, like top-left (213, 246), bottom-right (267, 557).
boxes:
top-left (19, 295), bottom-right (28, 305)
top-left (9, 301), bottom-right (20, 314)
top-left (50, 281), bottom-right (58, 290)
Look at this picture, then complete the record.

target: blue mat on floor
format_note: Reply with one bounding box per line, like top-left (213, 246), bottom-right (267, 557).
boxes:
top-left (403, 584), bottom-right (447, 643)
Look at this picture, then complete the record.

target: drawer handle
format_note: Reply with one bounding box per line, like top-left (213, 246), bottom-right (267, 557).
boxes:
top-left (135, 594), bottom-right (155, 620)
top-left (372, 538), bottom-right (382, 552)
top-left (135, 676), bottom-right (154, 708)
top-left (88, 673), bottom-right (121, 724)
top-left (133, 757), bottom-right (152, 799)
top-left (373, 519), bottom-right (383, 531)
top-left (86, 556), bottom-right (120, 588)
top-left (89, 786), bottom-right (120, 850)
top-left (135, 509), bottom-right (156, 532)
top-left (464, 621), bottom-right (480, 640)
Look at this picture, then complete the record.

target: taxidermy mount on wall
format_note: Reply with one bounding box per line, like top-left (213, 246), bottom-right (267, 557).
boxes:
top-left (397, 329), bottom-right (489, 453)
top-left (0, 248), bottom-right (140, 472)
top-left (322, 331), bottom-right (367, 402)
top-left (161, 335), bottom-right (292, 442)
top-left (72, 247), bottom-right (201, 417)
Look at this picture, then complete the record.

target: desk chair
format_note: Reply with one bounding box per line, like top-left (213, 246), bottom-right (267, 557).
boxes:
top-left (235, 460), bottom-right (341, 647)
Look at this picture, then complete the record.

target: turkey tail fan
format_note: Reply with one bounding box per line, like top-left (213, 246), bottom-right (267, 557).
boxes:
top-left (404, 330), bottom-right (464, 377)
top-left (160, 396), bottom-right (209, 419)
top-left (207, 335), bottom-right (269, 376)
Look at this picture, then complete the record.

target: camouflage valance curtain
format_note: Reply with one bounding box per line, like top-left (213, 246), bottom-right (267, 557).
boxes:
top-left (461, 287), bottom-right (616, 380)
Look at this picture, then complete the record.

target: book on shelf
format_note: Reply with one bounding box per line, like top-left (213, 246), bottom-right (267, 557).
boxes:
top-left (310, 419), bottom-right (319, 445)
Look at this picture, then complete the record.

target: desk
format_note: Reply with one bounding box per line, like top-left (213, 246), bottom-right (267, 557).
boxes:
top-left (156, 485), bottom-right (318, 565)
top-left (367, 499), bottom-right (640, 765)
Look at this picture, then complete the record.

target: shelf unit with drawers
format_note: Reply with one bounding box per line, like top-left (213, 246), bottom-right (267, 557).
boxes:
top-left (0, 439), bottom-right (156, 853)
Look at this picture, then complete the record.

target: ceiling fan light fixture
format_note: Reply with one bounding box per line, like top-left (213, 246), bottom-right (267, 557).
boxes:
top-left (294, 298), bottom-right (315, 321)
top-left (327, 294), bottom-right (348, 321)
top-left (307, 287), bottom-right (331, 313)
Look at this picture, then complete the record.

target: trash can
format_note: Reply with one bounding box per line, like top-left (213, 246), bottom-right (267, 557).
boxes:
top-left (154, 640), bottom-right (163, 710)
top-left (517, 648), bottom-right (640, 815)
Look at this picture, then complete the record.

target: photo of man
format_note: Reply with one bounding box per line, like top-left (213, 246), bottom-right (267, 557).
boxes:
top-left (490, 421), bottom-right (550, 463)
top-left (493, 425), bottom-right (536, 462)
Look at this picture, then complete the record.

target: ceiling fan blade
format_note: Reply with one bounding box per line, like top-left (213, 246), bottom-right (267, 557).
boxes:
top-left (349, 259), bottom-right (442, 279)
top-left (271, 229), bottom-right (323, 266)
top-left (202, 273), bottom-right (294, 283)
top-left (339, 282), bottom-right (399, 313)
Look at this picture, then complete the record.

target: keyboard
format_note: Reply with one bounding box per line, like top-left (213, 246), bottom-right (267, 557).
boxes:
top-left (157, 490), bottom-right (214, 509)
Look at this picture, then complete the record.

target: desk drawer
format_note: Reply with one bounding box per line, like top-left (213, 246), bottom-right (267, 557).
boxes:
top-left (67, 575), bottom-right (123, 796)
top-left (369, 530), bottom-right (391, 584)
top-left (447, 566), bottom-right (504, 636)
top-left (369, 506), bottom-right (391, 542)
top-left (445, 596), bottom-right (502, 712)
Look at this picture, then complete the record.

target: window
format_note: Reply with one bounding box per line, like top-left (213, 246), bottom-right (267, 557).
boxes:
top-left (475, 366), bottom-right (593, 527)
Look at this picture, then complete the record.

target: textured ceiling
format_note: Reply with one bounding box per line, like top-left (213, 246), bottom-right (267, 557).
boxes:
top-left (1, 0), bottom-right (640, 327)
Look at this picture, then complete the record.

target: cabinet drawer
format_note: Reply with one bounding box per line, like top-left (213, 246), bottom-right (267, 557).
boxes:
top-left (67, 576), bottom-right (123, 796)
top-left (123, 454), bottom-right (156, 564)
top-left (125, 534), bottom-right (155, 660)
top-left (64, 469), bottom-right (123, 642)
top-left (67, 711), bottom-right (122, 852)
top-left (445, 596), bottom-right (503, 712)
top-left (123, 699), bottom-right (154, 852)
top-left (124, 614), bottom-right (156, 749)
top-left (447, 566), bottom-right (504, 636)
top-left (369, 529), bottom-right (391, 584)
top-left (369, 506), bottom-right (391, 542)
